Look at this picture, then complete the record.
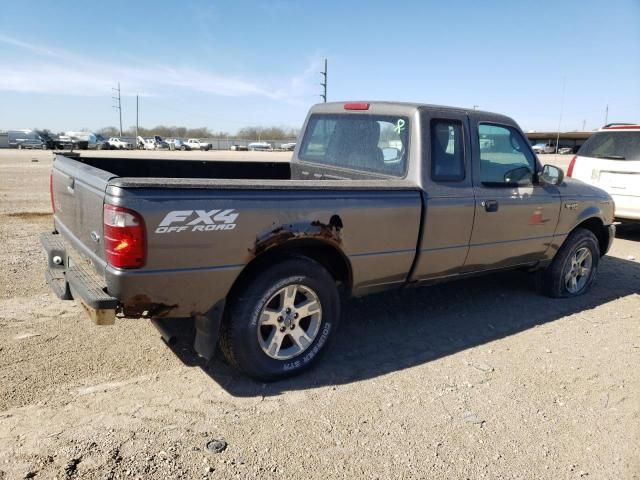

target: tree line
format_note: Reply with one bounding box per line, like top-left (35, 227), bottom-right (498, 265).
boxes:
top-left (97, 125), bottom-right (299, 140)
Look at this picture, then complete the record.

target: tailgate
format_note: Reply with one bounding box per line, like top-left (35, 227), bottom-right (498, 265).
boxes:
top-left (52, 155), bottom-right (116, 266)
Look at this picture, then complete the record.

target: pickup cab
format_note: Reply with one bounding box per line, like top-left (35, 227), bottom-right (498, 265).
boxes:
top-left (186, 138), bottom-right (212, 151)
top-left (42, 102), bottom-right (615, 380)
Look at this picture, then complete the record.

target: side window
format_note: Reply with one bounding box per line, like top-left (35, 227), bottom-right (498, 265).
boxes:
top-left (478, 124), bottom-right (536, 186)
top-left (431, 119), bottom-right (464, 181)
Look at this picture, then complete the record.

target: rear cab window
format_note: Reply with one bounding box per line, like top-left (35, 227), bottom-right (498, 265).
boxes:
top-left (298, 114), bottom-right (409, 177)
top-left (578, 131), bottom-right (640, 160)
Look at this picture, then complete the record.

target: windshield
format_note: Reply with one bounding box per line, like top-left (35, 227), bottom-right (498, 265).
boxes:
top-left (298, 113), bottom-right (409, 176)
top-left (578, 131), bottom-right (640, 160)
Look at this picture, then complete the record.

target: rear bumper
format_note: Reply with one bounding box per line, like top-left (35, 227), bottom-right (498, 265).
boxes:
top-left (41, 232), bottom-right (118, 325)
top-left (611, 193), bottom-right (640, 220)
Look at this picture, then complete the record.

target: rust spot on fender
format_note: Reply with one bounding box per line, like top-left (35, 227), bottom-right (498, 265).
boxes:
top-left (248, 215), bottom-right (343, 259)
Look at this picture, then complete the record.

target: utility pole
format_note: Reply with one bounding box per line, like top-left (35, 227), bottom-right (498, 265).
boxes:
top-left (136, 94), bottom-right (139, 141)
top-left (472, 105), bottom-right (479, 110)
top-left (320, 58), bottom-right (327, 103)
top-left (555, 77), bottom-right (566, 154)
top-left (604, 104), bottom-right (609, 126)
top-left (112, 82), bottom-right (122, 136)
top-left (582, 119), bottom-right (586, 131)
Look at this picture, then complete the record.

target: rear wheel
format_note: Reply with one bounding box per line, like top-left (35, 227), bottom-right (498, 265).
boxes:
top-left (538, 228), bottom-right (600, 298)
top-left (219, 256), bottom-right (340, 381)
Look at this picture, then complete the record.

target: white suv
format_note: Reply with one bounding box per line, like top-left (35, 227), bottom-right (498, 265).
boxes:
top-left (568, 125), bottom-right (640, 221)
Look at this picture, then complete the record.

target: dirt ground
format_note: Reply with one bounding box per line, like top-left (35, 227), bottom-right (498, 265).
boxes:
top-left (0, 150), bottom-right (638, 479)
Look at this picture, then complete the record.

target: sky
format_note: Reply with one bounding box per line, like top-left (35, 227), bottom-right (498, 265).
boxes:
top-left (0, 0), bottom-right (638, 134)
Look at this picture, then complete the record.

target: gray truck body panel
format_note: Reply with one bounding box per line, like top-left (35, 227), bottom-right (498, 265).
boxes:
top-left (44, 101), bottom-right (616, 342)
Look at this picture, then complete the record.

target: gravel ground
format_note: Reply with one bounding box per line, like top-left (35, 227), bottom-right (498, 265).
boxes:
top-left (0, 150), bottom-right (638, 479)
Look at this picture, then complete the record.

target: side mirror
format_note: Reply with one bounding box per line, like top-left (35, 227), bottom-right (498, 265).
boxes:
top-left (382, 147), bottom-right (402, 164)
top-left (539, 164), bottom-right (564, 185)
top-left (503, 166), bottom-right (533, 186)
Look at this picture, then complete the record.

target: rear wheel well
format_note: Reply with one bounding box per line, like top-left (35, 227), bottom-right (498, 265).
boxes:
top-left (226, 241), bottom-right (352, 304)
top-left (572, 217), bottom-right (608, 255)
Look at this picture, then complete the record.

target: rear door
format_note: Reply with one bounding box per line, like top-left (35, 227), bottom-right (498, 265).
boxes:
top-left (411, 110), bottom-right (475, 280)
top-left (465, 121), bottom-right (561, 269)
top-left (52, 156), bottom-right (115, 267)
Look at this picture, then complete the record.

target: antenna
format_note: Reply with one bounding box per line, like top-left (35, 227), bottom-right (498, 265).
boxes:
top-left (112, 82), bottom-right (123, 137)
top-left (604, 104), bottom-right (609, 126)
top-left (319, 58), bottom-right (327, 103)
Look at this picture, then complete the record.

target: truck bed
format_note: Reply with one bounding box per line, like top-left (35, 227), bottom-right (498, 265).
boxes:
top-left (71, 156), bottom-right (291, 180)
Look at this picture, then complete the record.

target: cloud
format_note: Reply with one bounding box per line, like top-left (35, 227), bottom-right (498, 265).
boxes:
top-left (0, 35), bottom-right (320, 102)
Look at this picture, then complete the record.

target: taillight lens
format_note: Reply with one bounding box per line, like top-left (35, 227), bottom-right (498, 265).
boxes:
top-left (49, 173), bottom-right (55, 213)
top-left (566, 155), bottom-right (577, 177)
top-left (103, 204), bottom-right (146, 268)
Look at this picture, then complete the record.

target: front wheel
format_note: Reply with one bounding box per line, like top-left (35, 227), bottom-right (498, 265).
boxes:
top-left (219, 256), bottom-right (340, 381)
top-left (538, 228), bottom-right (600, 298)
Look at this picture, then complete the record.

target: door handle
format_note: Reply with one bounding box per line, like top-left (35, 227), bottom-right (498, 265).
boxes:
top-left (482, 200), bottom-right (498, 212)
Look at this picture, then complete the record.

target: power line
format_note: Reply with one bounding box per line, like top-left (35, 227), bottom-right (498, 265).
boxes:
top-left (112, 82), bottom-right (122, 136)
top-left (320, 58), bottom-right (327, 103)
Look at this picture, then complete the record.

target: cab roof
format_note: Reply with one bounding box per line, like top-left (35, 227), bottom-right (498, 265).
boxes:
top-left (310, 101), bottom-right (515, 125)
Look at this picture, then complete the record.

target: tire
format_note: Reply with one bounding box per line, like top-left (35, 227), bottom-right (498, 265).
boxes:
top-left (219, 256), bottom-right (340, 381)
top-left (538, 228), bottom-right (600, 298)
top-left (180, 145), bottom-right (186, 151)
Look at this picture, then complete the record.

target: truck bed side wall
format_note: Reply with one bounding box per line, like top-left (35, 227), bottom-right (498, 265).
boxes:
top-left (104, 186), bottom-right (422, 317)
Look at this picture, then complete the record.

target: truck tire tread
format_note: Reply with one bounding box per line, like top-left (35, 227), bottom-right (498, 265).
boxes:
top-left (219, 255), bottom-right (340, 381)
top-left (538, 228), bottom-right (600, 298)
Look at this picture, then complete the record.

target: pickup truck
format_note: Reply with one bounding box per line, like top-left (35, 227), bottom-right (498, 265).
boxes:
top-left (41, 101), bottom-right (615, 381)
top-left (186, 138), bottom-right (212, 151)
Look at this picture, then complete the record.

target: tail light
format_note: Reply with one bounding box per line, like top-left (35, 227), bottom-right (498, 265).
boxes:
top-left (103, 204), bottom-right (146, 268)
top-left (49, 173), bottom-right (55, 213)
top-left (566, 155), bottom-right (577, 177)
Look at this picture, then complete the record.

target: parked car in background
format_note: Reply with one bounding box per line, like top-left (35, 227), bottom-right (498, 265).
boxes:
top-left (558, 147), bottom-right (573, 154)
top-left (532, 143), bottom-right (556, 154)
top-left (139, 135), bottom-right (169, 150)
top-left (280, 142), bottom-right (296, 151)
top-left (63, 131), bottom-right (109, 150)
top-left (568, 124), bottom-right (640, 221)
top-left (185, 138), bottom-right (212, 151)
top-left (108, 137), bottom-right (133, 150)
top-left (8, 130), bottom-right (47, 149)
top-left (230, 144), bottom-right (248, 151)
top-left (248, 141), bottom-right (273, 151)
top-left (167, 139), bottom-right (191, 151)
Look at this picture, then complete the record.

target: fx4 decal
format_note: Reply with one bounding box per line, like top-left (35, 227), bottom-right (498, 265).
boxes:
top-left (155, 209), bottom-right (239, 233)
